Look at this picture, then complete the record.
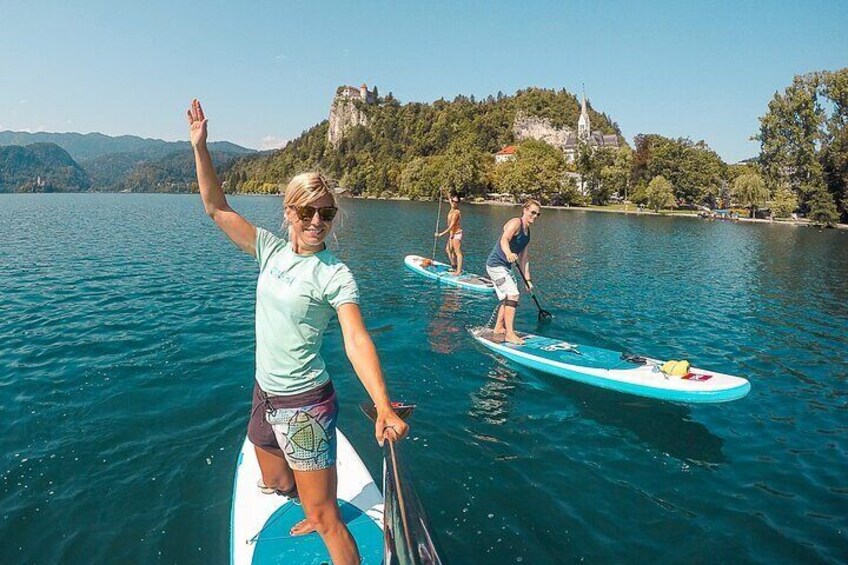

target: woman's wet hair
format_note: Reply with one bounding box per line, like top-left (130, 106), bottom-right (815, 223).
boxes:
top-left (523, 199), bottom-right (541, 210)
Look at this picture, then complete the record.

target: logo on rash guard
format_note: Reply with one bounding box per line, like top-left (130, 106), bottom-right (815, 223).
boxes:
top-left (268, 267), bottom-right (294, 285)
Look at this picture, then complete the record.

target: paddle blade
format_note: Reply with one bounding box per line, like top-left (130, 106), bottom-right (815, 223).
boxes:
top-left (538, 309), bottom-right (553, 322)
top-left (360, 401), bottom-right (417, 422)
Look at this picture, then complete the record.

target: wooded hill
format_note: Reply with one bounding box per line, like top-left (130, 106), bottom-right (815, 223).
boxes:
top-left (0, 143), bottom-right (90, 193)
top-left (222, 87), bottom-right (622, 198)
top-left (0, 131), bottom-right (253, 192)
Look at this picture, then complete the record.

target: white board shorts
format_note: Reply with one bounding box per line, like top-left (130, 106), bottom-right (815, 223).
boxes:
top-left (486, 265), bottom-right (519, 300)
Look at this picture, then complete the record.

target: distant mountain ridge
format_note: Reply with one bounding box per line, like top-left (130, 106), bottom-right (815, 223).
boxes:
top-left (0, 131), bottom-right (253, 162)
top-left (0, 130), bottom-right (256, 192)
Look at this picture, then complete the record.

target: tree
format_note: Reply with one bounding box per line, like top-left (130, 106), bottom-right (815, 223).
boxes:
top-left (630, 134), bottom-right (726, 205)
top-left (807, 188), bottom-right (840, 226)
top-left (756, 73), bottom-right (824, 207)
top-left (821, 68), bottom-right (848, 222)
top-left (646, 175), bottom-right (675, 212)
top-left (491, 140), bottom-right (568, 198)
top-left (770, 184), bottom-right (798, 218)
top-left (732, 172), bottom-right (769, 218)
top-left (601, 146), bottom-right (633, 201)
top-left (756, 68), bottom-right (848, 222)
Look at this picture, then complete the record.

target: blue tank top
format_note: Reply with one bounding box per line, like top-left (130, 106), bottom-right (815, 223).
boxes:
top-left (486, 218), bottom-right (530, 268)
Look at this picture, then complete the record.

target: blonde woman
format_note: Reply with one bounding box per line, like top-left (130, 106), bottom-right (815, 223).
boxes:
top-left (188, 99), bottom-right (408, 565)
top-left (485, 199), bottom-right (542, 345)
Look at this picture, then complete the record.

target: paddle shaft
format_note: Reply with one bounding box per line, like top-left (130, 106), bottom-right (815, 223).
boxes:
top-left (431, 189), bottom-right (443, 260)
top-left (513, 263), bottom-right (552, 319)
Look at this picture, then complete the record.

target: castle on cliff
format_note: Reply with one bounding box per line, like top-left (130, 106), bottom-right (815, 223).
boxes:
top-left (336, 83), bottom-right (378, 104)
top-left (328, 83), bottom-right (378, 146)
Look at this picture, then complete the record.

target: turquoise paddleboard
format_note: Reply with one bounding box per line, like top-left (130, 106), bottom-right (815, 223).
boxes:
top-left (231, 431), bottom-right (384, 564)
top-left (470, 327), bottom-right (751, 403)
top-left (404, 254), bottom-right (495, 295)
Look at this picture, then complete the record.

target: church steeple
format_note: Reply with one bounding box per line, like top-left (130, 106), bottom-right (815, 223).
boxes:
top-left (577, 85), bottom-right (591, 141)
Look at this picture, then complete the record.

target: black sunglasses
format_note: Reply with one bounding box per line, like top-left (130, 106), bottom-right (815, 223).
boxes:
top-left (529, 210), bottom-right (541, 217)
top-left (289, 205), bottom-right (338, 222)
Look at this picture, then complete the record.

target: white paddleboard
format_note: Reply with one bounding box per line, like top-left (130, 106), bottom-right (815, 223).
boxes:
top-left (404, 254), bottom-right (495, 294)
top-left (470, 327), bottom-right (751, 403)
top-left (230, 431), bottom-right (384, 564)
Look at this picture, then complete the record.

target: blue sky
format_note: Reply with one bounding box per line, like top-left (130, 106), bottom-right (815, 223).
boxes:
top-left (0, 0), bottom-right (845, 161)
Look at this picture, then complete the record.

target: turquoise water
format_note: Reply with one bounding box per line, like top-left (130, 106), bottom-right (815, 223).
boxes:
top-left (2, 193), bottom-right (847, 563)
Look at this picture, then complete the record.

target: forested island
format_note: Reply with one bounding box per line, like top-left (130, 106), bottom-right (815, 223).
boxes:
top-left (1, 68), bottom-right (845, 225)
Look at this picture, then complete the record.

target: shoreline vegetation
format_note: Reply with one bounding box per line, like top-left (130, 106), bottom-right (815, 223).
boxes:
top-left (3, 70), bottom-right (846, 229)
top-left (341, 193), bottom-right (848, 229)
top-left (220, 70), bottom-right (847, 229)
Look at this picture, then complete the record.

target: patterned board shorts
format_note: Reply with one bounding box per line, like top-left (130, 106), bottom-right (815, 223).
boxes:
top-left (485, 264), bottom-right (519, 301)
top-left (247, 380), bottom-right (338, 472)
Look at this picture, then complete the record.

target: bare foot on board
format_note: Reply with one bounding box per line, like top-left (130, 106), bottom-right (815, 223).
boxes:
top-left (505, 333), bottom-right (525, 345)
top-left (290, 518), bottom-right (316, 537)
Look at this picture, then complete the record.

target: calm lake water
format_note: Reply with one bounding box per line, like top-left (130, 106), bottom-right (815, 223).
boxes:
top-left (1, 193), bottom-right (847, 563)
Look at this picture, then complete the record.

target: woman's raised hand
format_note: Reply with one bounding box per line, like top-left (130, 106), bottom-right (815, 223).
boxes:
top-left (186, 99), bottom-right (208, 149)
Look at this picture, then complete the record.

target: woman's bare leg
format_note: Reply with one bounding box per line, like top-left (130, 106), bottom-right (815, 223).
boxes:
top-left (292, 466), bottom-right (359, 565)
top-left (451, 239), bottom-right (463, 275)
top-left (254, 445), bottom-right (296, 493)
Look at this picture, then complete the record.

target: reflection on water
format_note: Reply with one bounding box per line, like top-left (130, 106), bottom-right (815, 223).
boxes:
top-left (426, 291), bottom-right (464, 354)
top-left (468, 365), bottom-right (519, 426)
top-left (547, 373), bottom-right (727, 466)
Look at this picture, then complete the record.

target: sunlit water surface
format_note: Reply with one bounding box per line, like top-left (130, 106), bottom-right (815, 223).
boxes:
top-left (1, 194), bottom-right (846, 563)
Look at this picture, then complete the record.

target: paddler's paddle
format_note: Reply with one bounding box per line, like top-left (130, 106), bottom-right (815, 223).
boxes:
top-left (431, 188), bottom-right (444, 261)
top-left (513, 265), bottom-right (553, 322)
top-left (360, 402), bottom-right (444, 565)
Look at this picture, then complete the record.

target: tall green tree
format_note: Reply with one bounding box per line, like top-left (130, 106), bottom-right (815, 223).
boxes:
top-left (601, 146), bottom-right (634, 201)
top-left (756, 68), bottom-right (848, 222)
top-left (807, 189), bottom-right (840, 226)
top-left (491, 140), bottom-right (569, 198)
top-left (630, 134), bottom-right (726, 205)
top-left (646, 175), bottom-right (675, 212)
top-left (732, 172), bottom-right (769, 218)
top-left (770, 183), bottom-right (798, 219)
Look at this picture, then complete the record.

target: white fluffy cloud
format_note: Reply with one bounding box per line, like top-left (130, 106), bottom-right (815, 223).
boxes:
top-left (259, 136), bottom-right (288, 151)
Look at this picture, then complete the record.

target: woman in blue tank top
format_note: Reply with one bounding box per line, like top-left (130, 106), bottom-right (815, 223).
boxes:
top-left (485, 200), bottom-right (542, 344)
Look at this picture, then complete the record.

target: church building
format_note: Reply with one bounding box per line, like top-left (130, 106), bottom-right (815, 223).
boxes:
top-left (562, 91), bottom-right (620, 162)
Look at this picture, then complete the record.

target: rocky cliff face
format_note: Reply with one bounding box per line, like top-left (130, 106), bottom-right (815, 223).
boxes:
top-left (512, 112), bottom-right (573, 150)
top-left (327, 92), bottom-right (370, 147)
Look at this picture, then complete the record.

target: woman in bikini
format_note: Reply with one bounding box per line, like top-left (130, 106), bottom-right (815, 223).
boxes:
top-left (435, 190), bottom-right (464, 275)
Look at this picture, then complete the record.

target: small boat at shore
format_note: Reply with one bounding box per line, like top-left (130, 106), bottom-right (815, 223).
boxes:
top-left (470, 327), bottom-right (751, 403)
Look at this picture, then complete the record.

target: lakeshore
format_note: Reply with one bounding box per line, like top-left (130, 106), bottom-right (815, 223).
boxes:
top-left (344, 192), bottom-right (848, 229)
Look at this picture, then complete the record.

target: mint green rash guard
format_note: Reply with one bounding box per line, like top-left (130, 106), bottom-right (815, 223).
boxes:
top-left (254, 228), bottom-right (359, 396)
